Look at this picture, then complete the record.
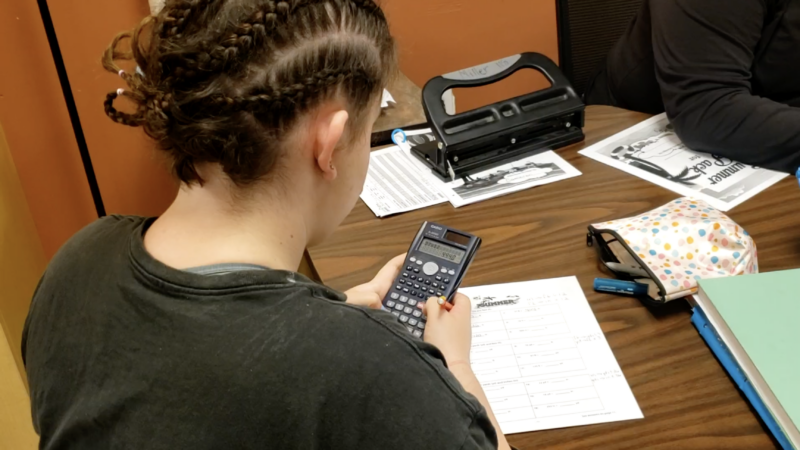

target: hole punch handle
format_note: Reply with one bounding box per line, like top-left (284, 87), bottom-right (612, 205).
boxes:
top-left (422, 53), bottom-right (574, 125)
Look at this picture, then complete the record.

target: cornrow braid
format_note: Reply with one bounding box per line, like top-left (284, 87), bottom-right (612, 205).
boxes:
top-left (104, 88), bottom-right (173, 128)
top-left (104, 90), bottom-right (144, 127)
top-left (158, 0), bottom-right (214, 38)
top-left (160, 1), bottom-right (297, 84)
top-left (162, 0), bottom-right (384, 84)
top-left (201, 68), bottom-right (374, 115)
top-left (102, 0), bottom-right (396, 186)
top-left (349, 0), bottom-right (385, 20)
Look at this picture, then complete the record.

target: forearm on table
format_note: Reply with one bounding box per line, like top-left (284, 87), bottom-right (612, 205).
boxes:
top-left (450, 364), bottom-right (512, 450)
top-left (666, 90), bottom-right (800, 173)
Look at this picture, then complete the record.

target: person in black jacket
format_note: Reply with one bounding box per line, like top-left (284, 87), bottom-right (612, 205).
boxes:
top-left (586, 0), bottom-right (800, 174)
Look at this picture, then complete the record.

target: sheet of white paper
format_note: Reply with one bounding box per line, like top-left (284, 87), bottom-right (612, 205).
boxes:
top-left (579, 113), bottom-right (787, 211)
top-left (460, 277), bottom-right (643, 434)
top-left (439, 151), bottom-right (582, 207)
top-left (381, 89), bottom-right (395, 108)
top-left (362, 129), bottom-right (582, 216)
top-left (360, 145), bottom-right (447, 217)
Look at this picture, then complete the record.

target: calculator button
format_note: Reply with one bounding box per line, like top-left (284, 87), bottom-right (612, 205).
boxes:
top-left (417, 321), bottom-right (425, 330)
top-left (432, 282), bottom-right (438, 288)
top-left (417, 293), bottom-right (425, 299)
top-left (424, 279), bottom-right (431, 285)
top-left (443, 278), bottom-right (450, 284)
top-left (399, 315), bottom-right (409, 323)
top-left (395, 285), bottom-right (402, 290)
top-left (410, 257), bottom-right (417, 263)
top-left (392, 311), bottom-right (400, 317)
top-left (412, 330), bottom-right (423, 338)
top-left (405, 281), bottom-right (412, 287)
top-left (406, 266), bottom-right (413, 271)
top-left (400, 296), bottom-right (409, 303)
top-left (386, 301), bottom-right (396, 308)
top-left (402, 288), bottom-right (409, 293)
top-left (394, 303), bottom-right (404, 311)
top-left (437, 291), bottom-right (443, 297)
top-left (412, 309), bottom-right (422, 318)
top-left (409, 319), bottom-right (418, 326)
top-left (413, 269), bottom-right (420, 274)
top-left (402, 272), bottom-right (408, 278)
top-left (412, 283), bottom-right (419, 289)
top-left (435, 275), bottom-right (442, 281)
top-left (407, 299), bottom-right (417, 307)
top-left (448, 270), bottom-right (455, 276)
top-left (390, 293), bottom-right (399, 300)
top-left (411, 290), bottom-right (418, 296)
top-left (440, 268), bottom-right (447, 274)
top-left (423, 262), bottom-right (439, 276)
top-left (410, 275), bottom-right (417, 281)
top-left (404, 307), bottom-right (413, 314)
top-left (406, 326), bottom-right (415, 333)
top-left (428, 289), bottom-right (435, 294)
top-left (416, 260), bottom-right (423, 265)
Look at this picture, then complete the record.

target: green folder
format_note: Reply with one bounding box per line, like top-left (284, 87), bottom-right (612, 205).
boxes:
top-left (697, 270), bottom-right (800, 448)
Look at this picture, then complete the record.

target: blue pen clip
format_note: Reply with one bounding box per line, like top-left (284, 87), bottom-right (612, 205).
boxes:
top-left (391, 129), bottom-right (407, 146)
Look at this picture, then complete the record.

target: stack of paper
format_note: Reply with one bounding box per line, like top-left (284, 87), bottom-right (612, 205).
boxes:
top-left (360, 129), bottom-right (582, 217)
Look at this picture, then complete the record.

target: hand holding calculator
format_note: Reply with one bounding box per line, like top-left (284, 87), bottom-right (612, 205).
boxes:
top-left (381, 222), bottom-right (481, 336)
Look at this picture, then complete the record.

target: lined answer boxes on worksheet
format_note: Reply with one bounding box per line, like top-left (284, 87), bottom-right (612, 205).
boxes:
top-left (472, 307), bottom-right (570, 343)
top-left (485, 375), bottom-right (603, 424)
top-left (472, 344), bottom-right (585, 381)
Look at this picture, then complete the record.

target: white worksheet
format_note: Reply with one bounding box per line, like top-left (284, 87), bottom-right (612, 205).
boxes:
top-left (460, 277), bottom-right (643, 434)
top-left (360, 138), bottom-right (448, 217)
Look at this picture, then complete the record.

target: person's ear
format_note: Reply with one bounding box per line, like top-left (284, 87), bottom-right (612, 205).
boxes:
top-left (314, 109), bottom-right (349, 181)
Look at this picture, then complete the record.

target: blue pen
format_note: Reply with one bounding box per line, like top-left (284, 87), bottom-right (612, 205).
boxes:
top-left (593, 278), bottom-right (649, 296)
top-left (796, 167), bottom-right (800, 188)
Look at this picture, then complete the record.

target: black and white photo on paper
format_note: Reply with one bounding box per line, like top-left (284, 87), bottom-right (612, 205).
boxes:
top-left (579, 113), bottom-right (786, 211)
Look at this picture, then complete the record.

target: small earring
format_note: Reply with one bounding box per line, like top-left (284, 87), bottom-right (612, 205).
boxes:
top-left (117, 88), bottom-right (125, 96)
top-left (329, 162), bottom-right (335, 170)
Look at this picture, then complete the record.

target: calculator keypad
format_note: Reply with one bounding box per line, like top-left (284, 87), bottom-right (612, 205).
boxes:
top-left (382, 255), bottom-right (457, 337)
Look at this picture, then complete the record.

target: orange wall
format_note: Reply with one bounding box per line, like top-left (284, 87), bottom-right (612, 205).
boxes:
top-left (0, 1), bottom-right (97, 260)
top-left (382, 0), bottom-right (559, 112)
top-left (48, 0), bottom-right (177, 221)
top-left (1, 0), bottom-right (558, 260)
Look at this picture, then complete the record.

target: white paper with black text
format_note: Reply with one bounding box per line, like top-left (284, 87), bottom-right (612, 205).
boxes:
top-left (360, 145), bottom-right (447, 217)
top-left (579, 113), bottom-right (786, 211)
top-left (460, 277), bottom-right (643, 434)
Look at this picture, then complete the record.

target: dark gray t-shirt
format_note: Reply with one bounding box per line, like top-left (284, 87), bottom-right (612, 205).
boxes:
top-left (23, 215), bottom-right (497, 450)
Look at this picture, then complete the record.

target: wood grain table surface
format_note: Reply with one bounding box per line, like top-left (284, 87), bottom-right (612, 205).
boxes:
top-left (308, 78), bottom-right (800, 449)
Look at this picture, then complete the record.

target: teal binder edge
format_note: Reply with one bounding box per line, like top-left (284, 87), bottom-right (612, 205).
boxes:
top-left (691, 307), bottom-right (794, 450)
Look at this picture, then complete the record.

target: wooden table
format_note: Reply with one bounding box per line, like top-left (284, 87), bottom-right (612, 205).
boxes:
top-left (308, 80), bottom-right (800, 449)
top-left (373, 72), bottom-right (426, 134)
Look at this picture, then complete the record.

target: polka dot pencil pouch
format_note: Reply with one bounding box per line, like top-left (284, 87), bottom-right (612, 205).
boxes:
top-left (588, 198), bottom-right (758, 303)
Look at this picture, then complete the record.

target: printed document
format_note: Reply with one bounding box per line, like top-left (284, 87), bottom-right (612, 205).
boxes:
top-left (579, 113), bottom-right (786, 211)
top-left (360, 145), bottom-right (448, 217)
top-left (439, 151), bottom-right (581, 207)
top-left (361, 129), bottom-right (581, 216)
top-left (460, 277), bottom-right (643, 434)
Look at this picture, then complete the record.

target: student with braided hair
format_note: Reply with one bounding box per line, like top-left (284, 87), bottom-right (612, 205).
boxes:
top-left (22, 1), bottom-right (513, 449)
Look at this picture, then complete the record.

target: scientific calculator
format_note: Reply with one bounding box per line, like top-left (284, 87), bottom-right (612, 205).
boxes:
top-left (382, 222), bottom-right (481, 337)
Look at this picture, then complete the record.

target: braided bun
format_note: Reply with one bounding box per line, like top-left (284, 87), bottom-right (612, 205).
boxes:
top-left (102, 0), bottom-right (395, 186)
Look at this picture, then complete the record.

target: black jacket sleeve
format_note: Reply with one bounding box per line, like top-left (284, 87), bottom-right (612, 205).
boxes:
top-left (651, 0), bottom-right (800, 173)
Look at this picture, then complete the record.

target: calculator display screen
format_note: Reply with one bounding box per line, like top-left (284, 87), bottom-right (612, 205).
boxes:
top-left (418, 238), bottom-right (466, 264)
